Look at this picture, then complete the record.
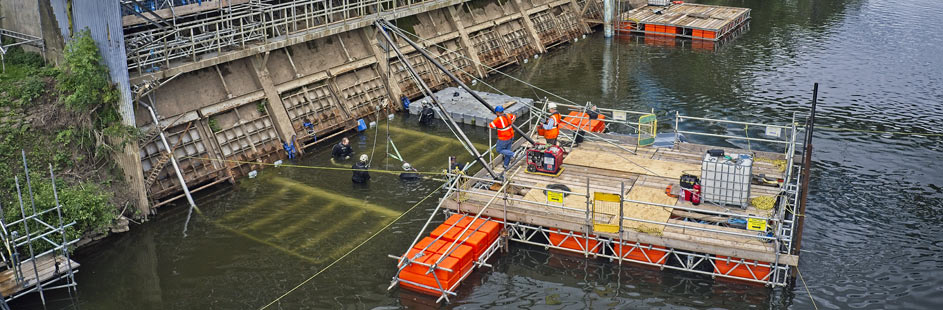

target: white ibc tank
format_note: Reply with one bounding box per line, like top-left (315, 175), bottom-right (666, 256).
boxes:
top-left (700, 153), bottom-right (752, 208)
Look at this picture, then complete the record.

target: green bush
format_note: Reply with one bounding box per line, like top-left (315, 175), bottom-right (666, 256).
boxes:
top-left (57, 29), bottom-right (119, 111)
top-left (3, 175), bottom-right (114, 253)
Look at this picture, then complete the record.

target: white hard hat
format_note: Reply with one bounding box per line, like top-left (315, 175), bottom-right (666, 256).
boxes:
top-left (547, 102), bottom-right (557, 110)
top-left (360, 154), bottom-right (369, 162)
top-left (402, 162), bottom-right (412, 170)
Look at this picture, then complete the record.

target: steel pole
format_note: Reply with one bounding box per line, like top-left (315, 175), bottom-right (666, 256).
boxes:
top-left (793, 83), bottom-right (817, 257)
top-left (143, 102), bottom-right (198, 235)
top-left (375, 21), bottom-right (500, 179)
top-left (381, 20), bottom-right (536, 146)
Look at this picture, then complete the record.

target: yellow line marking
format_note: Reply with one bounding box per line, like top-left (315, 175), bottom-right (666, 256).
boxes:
top-left (411, 144), bottom-right (453, 166)
top-left (271, 202), bottom-right (340, 239)
top-left (245, 195), bottom-right (314, 230)
top-left (219, 187), bottom-right (291, 223)
top-left (269, 176), bottom-right (401, 217)
top-left (296, 210), bottom-right (368, 250)
top-left (194, 207), bottom-right (318, 264)
top-left (387, 125), bottom-right (489, 150)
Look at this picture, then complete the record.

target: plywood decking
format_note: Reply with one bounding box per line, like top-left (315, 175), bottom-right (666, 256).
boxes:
top-left (617, 3), bottom-right (751, 41)
top-left (0, 254), bottom-right (78, 298)
top-left (445, 138), bottom-right (797, 266)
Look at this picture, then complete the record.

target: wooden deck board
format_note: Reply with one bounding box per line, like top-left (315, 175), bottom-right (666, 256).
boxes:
top-left (450, 138), bottom-right (797, 266)
top-left (0, 255), bottom-right (78, 297)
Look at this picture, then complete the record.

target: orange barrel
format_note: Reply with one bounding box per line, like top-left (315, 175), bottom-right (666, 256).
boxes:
top-left (614, 243), bottom-right (668, 264)
top-left (693, 29), bottom-right (703, 38)
top-left (399, 253), bottom-right (473, 296)
top-left (664, 26), bottom-right (677, 36)
top-left (714, 256), bottom-right (772, 281)
top-left (547, 228), bottom-right (600, 253)
top-left (703, 31), bottom-right (717, 39)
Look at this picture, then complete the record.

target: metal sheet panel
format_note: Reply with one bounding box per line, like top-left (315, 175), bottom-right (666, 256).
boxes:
top-left (70, 0), bottom-right (135, 127)
top-left (48, 0), bottom-right (71, 39)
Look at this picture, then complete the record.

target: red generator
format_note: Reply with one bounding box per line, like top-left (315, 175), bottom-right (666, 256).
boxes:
top-left (526, 144), bottom-right (567, 175)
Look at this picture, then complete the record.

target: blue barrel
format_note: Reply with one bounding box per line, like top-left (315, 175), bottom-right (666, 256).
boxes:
top-left (356, 119), bottom-right (367, 131)
top-left (401, 96), bottom-right (411, 110)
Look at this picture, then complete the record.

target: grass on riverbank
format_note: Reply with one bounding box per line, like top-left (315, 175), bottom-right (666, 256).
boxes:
top-left (1, 29), bottom-right (138, 251)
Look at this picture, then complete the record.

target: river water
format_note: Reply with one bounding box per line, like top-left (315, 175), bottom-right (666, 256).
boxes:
top-left (15, 0), bottom-right (943, 309)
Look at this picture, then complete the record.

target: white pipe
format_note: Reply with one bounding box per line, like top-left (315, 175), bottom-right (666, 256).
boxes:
top-left (144, 103), bottom-right (198, 226)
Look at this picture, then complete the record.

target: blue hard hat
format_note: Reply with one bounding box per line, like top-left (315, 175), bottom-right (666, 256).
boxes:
top-left (494, 106), bottom-right (504, 113)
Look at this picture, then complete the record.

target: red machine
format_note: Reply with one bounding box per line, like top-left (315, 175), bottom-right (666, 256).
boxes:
top-left (526, 144), bottom-right (567, 175)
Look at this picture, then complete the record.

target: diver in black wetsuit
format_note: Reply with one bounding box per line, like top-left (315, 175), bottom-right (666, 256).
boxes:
top-left (399, 162), bottom-right (421, 181)
top-left (332, 137), bottom-right (353, 160)
top-left (352, 154), bottom-right (371, 183)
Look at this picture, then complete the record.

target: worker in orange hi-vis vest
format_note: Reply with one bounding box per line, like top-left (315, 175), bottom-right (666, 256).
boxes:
top-left (488, 105), bottom-right (517, 168)
top-left (541, 102), bottom-right (561, 145)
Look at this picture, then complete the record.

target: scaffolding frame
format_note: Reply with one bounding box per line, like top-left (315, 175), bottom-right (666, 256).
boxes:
top-left (0, 151), bottom-right (79, 305)
top-left (0, 28), bottom-right (45, 73)
top-left (435, 112), bottom-right (807, 288)
top-left (123, 0), bottom-right (466, 73)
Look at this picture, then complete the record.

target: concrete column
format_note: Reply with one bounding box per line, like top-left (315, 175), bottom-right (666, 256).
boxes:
top-left (446, 6), bottom-right (487, 78)
top-left (359, 28), bottom-right (404, 108)
top-left (569, 0), bottom-right (593, 34)
top-left (510, 0), bottom-right (546, 53)
top-left (250, 54), bottom-right (303, 155)
top-left (604, 0), bottom-right (614, 37)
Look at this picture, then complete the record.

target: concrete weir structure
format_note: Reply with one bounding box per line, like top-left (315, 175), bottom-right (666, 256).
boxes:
top-left (2, 0), bottom-right (641, 214)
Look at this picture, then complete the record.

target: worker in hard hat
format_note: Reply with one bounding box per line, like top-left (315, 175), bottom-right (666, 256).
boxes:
top-left (352, 154), bottom-right (371, 183)
top-left (399, 162), bottom-right (421, 181)
top-left (542, 102), bottom-right (562, 146)
top-left (418, 100), bottom-right (436, 126)
top-left (488, 105), bottom-right (517, 168)
top-left (332, 137), bottom-right (353, 160)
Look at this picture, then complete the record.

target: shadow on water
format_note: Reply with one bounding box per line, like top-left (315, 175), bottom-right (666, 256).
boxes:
top-left (14, 0), bottom-right (943, 309)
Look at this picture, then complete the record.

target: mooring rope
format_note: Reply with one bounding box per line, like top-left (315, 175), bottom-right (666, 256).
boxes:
top-left (257, 183), bottom-right (445, 310)
top-left (796, 267), bottom-right (819, 310)
top-left (181, 156), bottom-right (448, 176)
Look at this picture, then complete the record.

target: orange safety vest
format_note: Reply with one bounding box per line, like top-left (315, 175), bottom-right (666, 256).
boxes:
top-left (543, 112), bottom-right (561, 140)
top-left (489, 114), bottom-right (516, 141)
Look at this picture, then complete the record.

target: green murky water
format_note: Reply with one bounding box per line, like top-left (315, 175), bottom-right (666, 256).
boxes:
top-left (15, 0), bottom-right (943, 308)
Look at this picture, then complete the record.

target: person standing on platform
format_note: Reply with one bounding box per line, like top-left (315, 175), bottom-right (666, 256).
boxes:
top-left (488, 106), bottom-right (517, 168)
top-left (352, 154), bottom-right (371, 183)
top-left (542, 102), bottom-right (561, 146)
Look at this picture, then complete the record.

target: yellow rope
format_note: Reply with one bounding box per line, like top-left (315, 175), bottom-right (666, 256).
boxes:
top-left (182, 156), bottom-right (448, 176)
top-left (257, 183), bottom-right (444, 310)
top-left (749, 196), bottom-right (776, 210)
top-left (754, 157), bottom-right (787, 172)
top-left (797, 268), bottom-right (819, 310)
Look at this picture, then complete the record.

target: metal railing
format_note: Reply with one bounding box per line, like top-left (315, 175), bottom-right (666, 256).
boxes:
top-left (124, 0), bottom-right (461, 72)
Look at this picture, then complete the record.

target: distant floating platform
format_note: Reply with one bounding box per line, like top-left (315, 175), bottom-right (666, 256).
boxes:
top-left (616, 3), bottom-right (751, 41)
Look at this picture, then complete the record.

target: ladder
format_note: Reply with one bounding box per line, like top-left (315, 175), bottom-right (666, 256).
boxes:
top-left (144, 122), bottom-right (193, 188)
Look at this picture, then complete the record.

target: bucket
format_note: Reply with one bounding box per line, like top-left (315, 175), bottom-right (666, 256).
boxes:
top-left (356, 119), bottom-right (367, 131)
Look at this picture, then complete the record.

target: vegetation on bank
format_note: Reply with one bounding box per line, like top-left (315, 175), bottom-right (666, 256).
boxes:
top-left (1, 29), bottom-right (137, 250)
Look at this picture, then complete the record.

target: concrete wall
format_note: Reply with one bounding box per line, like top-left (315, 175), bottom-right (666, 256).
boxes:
top-left (132, 0), bottom-right (592, 208)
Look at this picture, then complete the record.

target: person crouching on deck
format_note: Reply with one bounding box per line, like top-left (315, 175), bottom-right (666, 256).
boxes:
top-left (332, 137), bottom-right (353, 160)
top-left (488, 106), bottom-right (517, 168)
top-left (542, 102), bottom-right (561, 146)
top-left (352, 154), bottom-right (371, 183)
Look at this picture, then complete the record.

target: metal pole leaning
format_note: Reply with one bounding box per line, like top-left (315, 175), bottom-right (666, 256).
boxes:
top-left (48, 164), bottom-right (77, 291)
top-left (380, 19), bottom-right (535, 146)
top-left (142, 101), bottom-right (199, 236)
top-left (14, 177), bottom-right (44, 305)
top-left (374, 21), bottom-right (500, 180)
